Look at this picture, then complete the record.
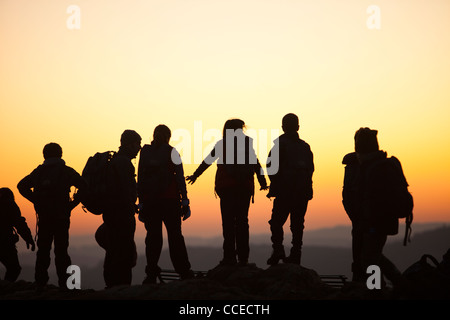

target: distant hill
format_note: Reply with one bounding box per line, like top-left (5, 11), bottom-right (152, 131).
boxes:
top-left (2, 222), bottom-right (449, 290)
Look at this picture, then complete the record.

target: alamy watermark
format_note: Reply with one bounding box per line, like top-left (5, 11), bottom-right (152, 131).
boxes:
top-left (66, 265), bottom-right (81, 289)
top-left (66, 5), bottom-right (81, 30)
top-left (66, 4), bottom-right (382, 31)
top-left (169, 121), bottom-right (280, 175)
top-left (367, 5), bottom-right (381, 30)
top-left (366, 265), bottom-right (381, 290)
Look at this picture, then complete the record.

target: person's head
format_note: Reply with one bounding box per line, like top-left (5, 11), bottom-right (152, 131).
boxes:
top-left (223, 119), bottom-right (245, 137)
top-left (120, 129), bottom-right (142, 158)
top-left (354, 127), bottom-right (379, 154)
top-left (153, 124), bottom-right (171, 144)
top-left (0, 187), bottom-right (14, 202)
top-left (282, 113), bottom-right (299, 134)
top-left (43, 143), bottom-right (63, 160)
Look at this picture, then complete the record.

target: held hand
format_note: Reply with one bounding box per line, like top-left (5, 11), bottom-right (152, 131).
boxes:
top-left (186, 175), bottom-right (197, 185)
top-left (27, 241), bottom-right (36, 252)
top-left (260, 185), bottom-right (269, 191)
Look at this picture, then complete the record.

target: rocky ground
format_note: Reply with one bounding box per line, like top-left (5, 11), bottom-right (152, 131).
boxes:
top-left (0, 263), bottom-right (414, 301)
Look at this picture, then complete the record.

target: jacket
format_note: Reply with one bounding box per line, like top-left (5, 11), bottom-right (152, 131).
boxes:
top-left (137, 143), bottom-right (188, 202)
top-left (193, 132), bottom-right (267, 196)
top-left (266, 132), bottom-right (314, 199)
top-left (343, 150), bottom-right (399, 235)
top-left (105, 149), bottom-right (138, 214)
top-left (17, 158), bottom-right (85, 219)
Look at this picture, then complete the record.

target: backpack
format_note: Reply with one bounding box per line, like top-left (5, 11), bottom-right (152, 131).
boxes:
top-left (402, 252), bottom-right (450, 299)
top-left (370, 156), bottom-right (414, 245)
top-left (78, 151), bottom-right (115, 215)
top-left (138, 144), bottom-right (174, 199)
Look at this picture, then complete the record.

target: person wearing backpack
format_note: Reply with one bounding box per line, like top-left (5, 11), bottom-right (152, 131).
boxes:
top-left (343, 127), bottom-right (407, 288)
top-left (342, 148), bottom-right (365, 281)
top-left (265, 113), bottom-right (314, 266)
top-left (187, 119), bottom-right (268, 266)
top-left (17, 143), bottom-right (86, 289)
top-left (0, 187), bottom-right (35, 282)
top-left (100, 129), bottom-right (142, 288)
top-left (138, 125), bottom-right (194, 283)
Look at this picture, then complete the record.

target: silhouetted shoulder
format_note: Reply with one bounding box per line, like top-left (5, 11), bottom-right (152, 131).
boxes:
top-left (389, 156), bottom-right (402, 167)
top-left (342, 152), bottom-right (358, 165)
top-left (299, 139), bottom-right (312, 151)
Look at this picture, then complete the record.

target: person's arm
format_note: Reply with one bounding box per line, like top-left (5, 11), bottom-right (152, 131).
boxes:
top-left (266, 141), bottom-right (280, 177)
top-left (248, 140), bottom-right (267, 190)
top-left (67, 167), bottom-right (87, 210)
top-left (172, 148), bottom-right (188, 200)
top-left (17, 168), bottom-right (39, 203)
top-left (11, 202), bottom-right (35, 251)
top-left (112, 156), bottom-right (138, 205)
top-left (305, 143), bottom-right (314, 200)
top-left (186, 141), bottom-right (220, 184)
top-left (255, 158), bottom-right (268, 190)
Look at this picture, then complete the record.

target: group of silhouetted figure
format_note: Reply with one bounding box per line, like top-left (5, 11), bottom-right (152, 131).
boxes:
top-left (0, 113), bottom-right (416, 291)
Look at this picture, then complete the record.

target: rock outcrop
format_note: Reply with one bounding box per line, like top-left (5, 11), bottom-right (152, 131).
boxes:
top-left (0, 264), bottom-right (336, 300)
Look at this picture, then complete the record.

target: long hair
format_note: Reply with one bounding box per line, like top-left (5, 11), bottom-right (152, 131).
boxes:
top-left (222, 119), bottom-right (245, 137)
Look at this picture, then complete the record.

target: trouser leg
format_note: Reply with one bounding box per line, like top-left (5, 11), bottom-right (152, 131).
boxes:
top-left (103, 216), bottom-right (136, 287)
top-left (288, 198), bottom-right (308, 261)
top-left (234, 194), bottom-right (251, 263)
top-left (220, 195), bottom-right (237, 263)
top-left (35, 222), bottom-right (52, 286)
top-left (269, 197), bottom-right (290, 251)
top-left (0, 245), bottom-right (21, 282)
top-left (164, 201), bottom-right (191, 275)
top-left (53, 219), bottom-right (72, 288)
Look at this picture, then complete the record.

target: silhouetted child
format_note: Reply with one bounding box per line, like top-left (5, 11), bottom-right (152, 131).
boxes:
top-left (138, 124), bottom-right (193, 283)
top-left (0, 187), bottom-right (35, 282)
top-left (187, 119), bottom-right (268, 266)
top-left (266, 113), bottom-right (314, 265)
top-left (17, 143), bottom-right (85, 288)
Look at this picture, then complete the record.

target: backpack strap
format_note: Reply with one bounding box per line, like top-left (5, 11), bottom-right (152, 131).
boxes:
top-left (403, 211), bottom-right (413, 246)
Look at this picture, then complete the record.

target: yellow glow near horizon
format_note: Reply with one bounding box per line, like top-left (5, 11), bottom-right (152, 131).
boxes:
top-left (1, 0), bottom-right (449, 239)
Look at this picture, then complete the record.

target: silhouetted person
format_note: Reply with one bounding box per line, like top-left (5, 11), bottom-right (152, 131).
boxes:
top-left (17, 143), bottom-right (85, 288)
top-left (342, 128), bottom-right (403, 286)
top-left (138, 125), bottom-right (193, 283)
top-left (100, 130), bottom-right (141, 288)
top-left (342, 142), bottom-right (365, 281)
top-left (266, 113), bottom-right (314, 265)
top-left (187, 119), bottom-right (268, 266)
top-left (0, 188), bottom-right (35, 282)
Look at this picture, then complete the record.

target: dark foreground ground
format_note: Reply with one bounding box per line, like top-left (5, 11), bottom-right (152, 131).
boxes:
top-left (1, 263), bottom-right (448, 301)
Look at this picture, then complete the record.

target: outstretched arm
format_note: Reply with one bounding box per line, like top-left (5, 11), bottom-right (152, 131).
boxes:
top-left (186, 141), bottom-right (220, 184)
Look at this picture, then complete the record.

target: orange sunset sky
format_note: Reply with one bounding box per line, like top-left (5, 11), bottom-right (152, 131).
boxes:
top-left (1, 0), bottom-right (449, 240)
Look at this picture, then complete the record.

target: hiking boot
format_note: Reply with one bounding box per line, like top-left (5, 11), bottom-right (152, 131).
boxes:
top-left (283, 253), bottom-right (301, 265)
top-left (218, 258), bottom-right (237, 267)
top-left (267, 249), bottom-right (286, 266)
top-left (142, 275), bottom-right (157, 284)
top-left (238, 259), bottom-right (249, 267)
top-left (180, 270), bottom-right (195, 280)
